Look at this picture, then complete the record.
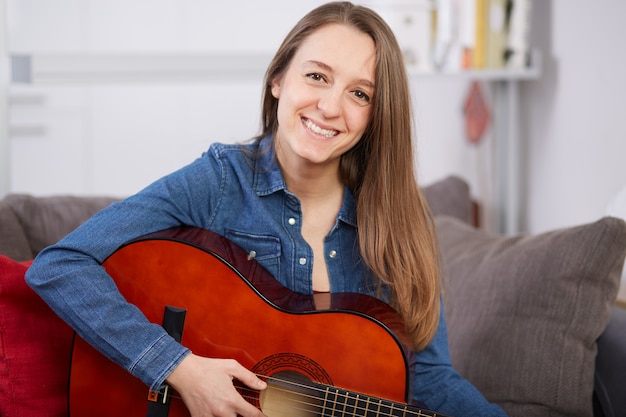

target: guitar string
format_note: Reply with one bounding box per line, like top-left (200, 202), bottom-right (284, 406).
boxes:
top-left (240, 374), bottom-right (436, 417)
top-left (238, 391), bottom-right (433, 417)
top-left (158, 373), bottom-right (436, 417)
top-left (238, 387), bottom-right (435, 417)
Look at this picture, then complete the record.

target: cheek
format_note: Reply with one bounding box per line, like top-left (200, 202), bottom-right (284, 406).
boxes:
top-left (348, 107), bottom-right (372, 133)
top-left (274, 95), bottom-right (298, 134)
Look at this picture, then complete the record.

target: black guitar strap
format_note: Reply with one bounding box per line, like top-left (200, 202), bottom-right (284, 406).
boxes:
top-left (146, 306), bottom-right (187, 417)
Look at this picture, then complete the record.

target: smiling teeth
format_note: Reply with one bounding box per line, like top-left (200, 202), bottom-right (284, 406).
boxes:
top-left (304, 119), bottom-right (338, 138)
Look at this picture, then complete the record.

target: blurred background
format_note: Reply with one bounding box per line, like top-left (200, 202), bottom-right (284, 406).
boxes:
top-left (1, 0), bottom-right (625, 237)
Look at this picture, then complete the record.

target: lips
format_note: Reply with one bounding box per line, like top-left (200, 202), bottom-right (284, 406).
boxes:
top-left (302, 117), bottom-right (339, 138)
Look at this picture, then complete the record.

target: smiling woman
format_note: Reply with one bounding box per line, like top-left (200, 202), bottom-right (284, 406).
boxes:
top-left (269, 25), bottom-right (376, 287)
top-left (25, 2), bottom-right (507, 417)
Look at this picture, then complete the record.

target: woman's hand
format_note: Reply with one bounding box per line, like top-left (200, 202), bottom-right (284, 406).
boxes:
top-left (166, 353), bottom-right (267, 417)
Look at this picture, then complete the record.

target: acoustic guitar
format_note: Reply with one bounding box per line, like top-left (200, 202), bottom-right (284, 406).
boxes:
top-left (69, 227), bottom-right (451, 417)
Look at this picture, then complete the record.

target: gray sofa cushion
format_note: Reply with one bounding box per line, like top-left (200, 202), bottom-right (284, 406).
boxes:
top-left (0, 201), bottom-right (32, 261)
top-left (436, 215), bottom-right (626, 417)
top-left (4, 194), bottom-right (119, 257)
top-left (422, 175), bottom-right (473, 224)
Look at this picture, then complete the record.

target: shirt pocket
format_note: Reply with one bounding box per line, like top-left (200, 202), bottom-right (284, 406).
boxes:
top-left (223, 229), bottom-right (281, 277)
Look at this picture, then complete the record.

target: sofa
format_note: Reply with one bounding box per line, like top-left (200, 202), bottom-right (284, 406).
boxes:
top-left (1, 176), bottom-right (625, 417)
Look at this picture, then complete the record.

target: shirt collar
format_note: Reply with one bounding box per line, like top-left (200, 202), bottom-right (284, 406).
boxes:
top-left (337, 187), bottom-right (357, 228)
top-left (251, 135), bottom-right (287, 196)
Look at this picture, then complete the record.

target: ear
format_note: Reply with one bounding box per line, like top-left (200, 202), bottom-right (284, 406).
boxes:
top-left (271, 77), bottom-right (282, 99)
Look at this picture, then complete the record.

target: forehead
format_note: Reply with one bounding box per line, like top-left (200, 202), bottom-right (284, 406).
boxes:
top-left (294, 23), bottom-right (376, 83)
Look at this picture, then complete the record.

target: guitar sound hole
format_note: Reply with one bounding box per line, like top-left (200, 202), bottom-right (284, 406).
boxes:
top-left (259, 371), bottom-right (321, 417)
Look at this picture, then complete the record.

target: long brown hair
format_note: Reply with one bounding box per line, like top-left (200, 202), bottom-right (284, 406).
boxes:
top-left (260, 2), bottom-right (440, 351)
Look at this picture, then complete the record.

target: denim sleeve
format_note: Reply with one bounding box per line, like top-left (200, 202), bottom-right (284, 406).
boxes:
top-left (25, 150), bottom-right (223, 391)
top-left (410, 303), bottom-right (509, 417)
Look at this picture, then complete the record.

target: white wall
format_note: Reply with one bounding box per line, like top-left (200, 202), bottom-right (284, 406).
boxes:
top-left (4, 0), bottom-right (626, 235)
top-left (0, 0), bottom-right (10, 196)
top-left (522, 0), bottom-right (626, 233)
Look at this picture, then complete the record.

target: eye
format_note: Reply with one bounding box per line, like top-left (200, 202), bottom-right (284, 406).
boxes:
top-left (307, 73), bottom-right (326, 82)
top-left (352, 90), bottom-right (371, 104)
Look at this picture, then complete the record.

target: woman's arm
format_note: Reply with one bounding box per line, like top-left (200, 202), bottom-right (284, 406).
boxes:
top-left (25, 152), bottom-right (222, 390)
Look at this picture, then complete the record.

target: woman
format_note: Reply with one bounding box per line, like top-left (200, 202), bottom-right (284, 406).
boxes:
top-left (26, 2), bottom-right (507, 416)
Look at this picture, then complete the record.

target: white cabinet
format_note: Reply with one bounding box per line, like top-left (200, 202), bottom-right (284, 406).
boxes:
top-left (9, 86), bottom-right (88, 195)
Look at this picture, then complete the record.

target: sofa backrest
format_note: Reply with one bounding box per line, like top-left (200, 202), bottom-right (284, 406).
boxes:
top-left (0, 199), bottom-right (33, 261)
top-left (0, 175), bottom-right (471, 262)
top-left (0, 195), bottom-right (120, 261)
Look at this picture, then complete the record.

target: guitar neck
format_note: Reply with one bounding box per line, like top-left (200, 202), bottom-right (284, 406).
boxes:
top-left (259, 374), bottom-right (449, 417)
top-left (318, 384), bottom-right (447, 417)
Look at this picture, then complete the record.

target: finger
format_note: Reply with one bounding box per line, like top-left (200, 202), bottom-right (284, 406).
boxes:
top-left (230, 363), bottom-right (267, 390)
top-left (236, 398), bottom-right (267, 417)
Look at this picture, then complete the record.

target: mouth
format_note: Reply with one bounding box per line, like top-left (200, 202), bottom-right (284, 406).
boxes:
top-left (302, 117), bottom-right (339, 138)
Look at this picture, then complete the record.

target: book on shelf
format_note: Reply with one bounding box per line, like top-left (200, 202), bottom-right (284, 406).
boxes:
top-left (364, 0), bottom-right (435, 72)
top-left (431, 0), bottom-right (533, 72)
top-left (505, 0), bottom-right (533, 69)
top-left (486, 0), bottom-right (508, 68)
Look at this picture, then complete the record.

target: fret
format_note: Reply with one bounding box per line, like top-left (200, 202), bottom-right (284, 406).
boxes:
top-left (378, 398), bottom-right (392, 417)
top-left (391, 402), bottom-right (409, 417)
top-left (327, 388), bottom-right (340, 417)
top-left (340, 390), bottom-right (349, 417)
top-left (362, 397), bottom-right (378, 417)
top-left (321, 386), bottom-right (330, 417)
top-left (344, 392), bottom-right (357, 417)
top-left (363, 397), bottom-right (371, 417)
top-left (411, 404), bottom-right (436, 417)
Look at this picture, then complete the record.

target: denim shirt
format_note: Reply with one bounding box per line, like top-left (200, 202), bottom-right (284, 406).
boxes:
top-left (26, 136), bottom-right (507, 417)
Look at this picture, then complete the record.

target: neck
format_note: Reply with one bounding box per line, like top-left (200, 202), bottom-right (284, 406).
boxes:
top-left (283, 163), bottom-right (343, 200)
top-left (275, 147), bottom-right (343, 201)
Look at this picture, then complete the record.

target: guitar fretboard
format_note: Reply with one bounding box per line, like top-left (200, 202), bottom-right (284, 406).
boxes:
top-left (319, 385), bottom-right (444, 417)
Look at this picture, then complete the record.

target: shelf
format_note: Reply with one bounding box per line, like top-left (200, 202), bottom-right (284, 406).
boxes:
top-left (11, 52), bottom-right (540, 85)
top-left (410, 50), bottom-right (541, 80)
top-left (410, 65), bottom-right (539, 81)
top-left (10, 53), bottom-right (272, 84)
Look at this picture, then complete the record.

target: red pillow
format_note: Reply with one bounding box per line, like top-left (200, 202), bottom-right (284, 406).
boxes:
top-left (0, 255), bottom-right (74, 417)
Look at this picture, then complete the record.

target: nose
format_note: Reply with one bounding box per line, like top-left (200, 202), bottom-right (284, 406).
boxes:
top-left (317, 87), bottom-right (343, 118)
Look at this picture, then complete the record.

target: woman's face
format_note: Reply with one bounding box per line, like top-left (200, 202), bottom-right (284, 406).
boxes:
top-left (271, 23), bottom-right (376, 171)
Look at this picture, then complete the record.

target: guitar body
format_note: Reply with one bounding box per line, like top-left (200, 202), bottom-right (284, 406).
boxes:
top-left (69, 227), bottom-right (417, 417)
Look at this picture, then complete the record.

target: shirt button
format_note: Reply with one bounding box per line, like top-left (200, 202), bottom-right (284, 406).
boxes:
top-left (329, 250), bottom-right (337, 258)
top-left (299, 257), bottom-right (307, 265)
top-left (288, 217), bottom-right (296, 225)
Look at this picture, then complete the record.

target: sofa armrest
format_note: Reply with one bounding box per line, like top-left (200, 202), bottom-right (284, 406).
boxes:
top-left (593, 306), bottom-right (626, 417)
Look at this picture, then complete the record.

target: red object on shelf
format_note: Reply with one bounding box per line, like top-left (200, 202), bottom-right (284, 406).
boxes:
top-left (463, 81), bottom-right (490, 144)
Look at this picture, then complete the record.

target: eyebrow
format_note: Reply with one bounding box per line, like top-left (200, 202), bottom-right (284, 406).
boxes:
top-left (305, 60), bottom-right (375, 89)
